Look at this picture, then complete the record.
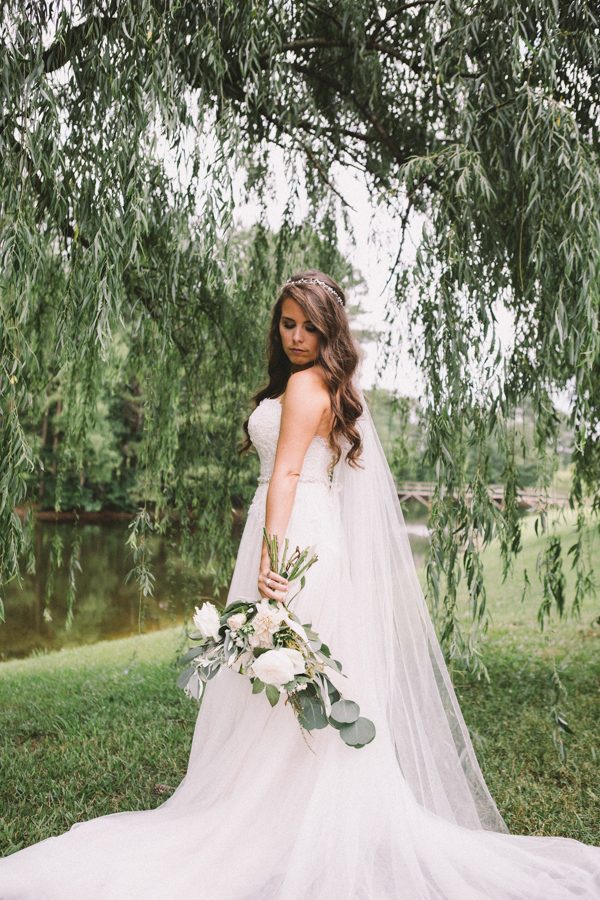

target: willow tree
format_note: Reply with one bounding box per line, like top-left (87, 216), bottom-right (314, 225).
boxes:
top-left (1, 1), bottom-right (599, 664)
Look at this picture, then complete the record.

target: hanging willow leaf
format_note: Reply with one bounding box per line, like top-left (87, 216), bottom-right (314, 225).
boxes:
top-left (0, 0), bottom-right (598, 678)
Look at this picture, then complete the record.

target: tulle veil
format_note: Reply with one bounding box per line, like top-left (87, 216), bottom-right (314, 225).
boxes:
top-left (332, 377), bottom-right (507, 834)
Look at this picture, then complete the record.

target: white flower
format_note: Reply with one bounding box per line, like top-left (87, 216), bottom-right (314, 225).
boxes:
top-left (280, 647), bottom-right (306, 674)
top-left (192, 602), bottom-right (221, 641)
top-left (251, 648), bottom-right (299, 686)
top-left (226, 612), bottom-right (247, 631)
top-left (249, 600), bottom-right (288, 649)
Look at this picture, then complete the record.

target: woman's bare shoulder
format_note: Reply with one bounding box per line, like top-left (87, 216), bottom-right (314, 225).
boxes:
top-left (287, 366), bottom-right (330, 407)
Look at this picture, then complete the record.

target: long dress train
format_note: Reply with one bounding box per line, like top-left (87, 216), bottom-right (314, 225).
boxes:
top-left (0, 395), bottom-right (599, 899)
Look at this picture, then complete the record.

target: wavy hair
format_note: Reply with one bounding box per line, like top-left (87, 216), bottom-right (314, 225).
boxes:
top-left (239, 269), bottom-right (364, 469)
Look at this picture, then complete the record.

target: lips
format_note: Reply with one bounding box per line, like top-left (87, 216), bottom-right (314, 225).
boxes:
top-left (291, 349), bottom-right (306, 354)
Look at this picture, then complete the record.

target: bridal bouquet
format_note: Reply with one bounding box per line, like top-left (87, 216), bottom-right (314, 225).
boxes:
top-left (178, 529), bottom-right (376, 749)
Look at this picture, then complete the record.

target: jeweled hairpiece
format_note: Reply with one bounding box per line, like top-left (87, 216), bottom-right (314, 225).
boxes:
top-left (283, 277), bottom-right (344, 307)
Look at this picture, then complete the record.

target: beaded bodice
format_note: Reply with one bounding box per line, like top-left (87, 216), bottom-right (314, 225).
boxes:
top-left (248, 398), bottom-right (335, 488)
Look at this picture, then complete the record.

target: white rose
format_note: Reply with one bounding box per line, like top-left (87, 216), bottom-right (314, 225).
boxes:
top-left (227, 612), bottom-right (247, 631)
top-left (192, 602), bottom-right (221, 641)
top-left (280, 647), bottom-right (306, 674)
top-left (251, 648), bottom-right (297, 686)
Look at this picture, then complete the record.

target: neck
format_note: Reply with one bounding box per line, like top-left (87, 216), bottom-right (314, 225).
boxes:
top-left (290, 360), bottom-right (316, 374)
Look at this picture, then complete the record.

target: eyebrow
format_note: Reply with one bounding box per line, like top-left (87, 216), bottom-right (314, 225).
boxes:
top-left (281, 315), bottom-right (314, 324)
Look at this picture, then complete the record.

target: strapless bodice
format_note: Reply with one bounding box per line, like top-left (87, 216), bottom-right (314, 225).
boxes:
top-left (247, 398), bottom-right (335, 489)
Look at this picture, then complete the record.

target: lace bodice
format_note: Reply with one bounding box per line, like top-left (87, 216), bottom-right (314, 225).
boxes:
top-left (248, 398), bottom-right (335, 488)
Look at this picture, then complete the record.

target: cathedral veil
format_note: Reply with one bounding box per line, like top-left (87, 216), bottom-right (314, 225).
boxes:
top-left (332, 379), bottom-right (508, 834)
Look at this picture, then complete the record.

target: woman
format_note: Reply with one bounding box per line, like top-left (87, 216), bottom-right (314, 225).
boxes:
top-left (1, 270), bottom-right (599, 898)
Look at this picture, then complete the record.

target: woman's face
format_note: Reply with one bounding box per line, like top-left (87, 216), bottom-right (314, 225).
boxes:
top-left (278, 296), bottom-right (320, 369)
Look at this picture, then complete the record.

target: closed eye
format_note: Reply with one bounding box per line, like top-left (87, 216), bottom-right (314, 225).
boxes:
top-left (282, 319), bottom-right (317, 332)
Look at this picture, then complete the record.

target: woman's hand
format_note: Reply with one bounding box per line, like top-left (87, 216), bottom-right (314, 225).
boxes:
top-left (257, 566), bottom-right (290, 604)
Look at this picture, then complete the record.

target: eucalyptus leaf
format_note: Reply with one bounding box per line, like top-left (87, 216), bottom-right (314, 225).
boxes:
top-left (176, 664), bottom-right (198, 690)
top-left (184, 673), bottom-right (205, 701)
top-left (179, 646), bottom-right (205, 665)
top-left (325, 679), bottom-right (341, 704)
top-left (297, 694), bottom-right (328, 730)
top-left (265, 684), bottom-right (280, 707)
top-left (302, 682), bottom-right (318, 698)
top-left (338, 717), bottom-right (376, 748)
top-left (221, 602), bottom-right (249, 619)
top-left (188, 631), bottom-right (206, 643)
top-left (205, 665), bottom-right (221, 681)
top-left (314, 673), bottom-right (332, 716)
top-left (329, 699), bottom-right (360, 726)
top-left (322, 656), bottom-right (343, 674)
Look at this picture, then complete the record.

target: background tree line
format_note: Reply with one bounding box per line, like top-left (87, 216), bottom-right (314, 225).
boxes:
top-left (21, 356), bottom-right (574, 515)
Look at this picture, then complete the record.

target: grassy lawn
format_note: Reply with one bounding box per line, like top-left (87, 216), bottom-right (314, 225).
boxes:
top-left (0, 628), bottom-right (199, 854)
top-left (1, 510), bottom-right (599, 854)
top-left (450, 510), bottom-right (600, 843)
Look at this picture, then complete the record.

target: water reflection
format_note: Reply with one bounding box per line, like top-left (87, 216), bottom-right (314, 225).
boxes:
top-left (0, 519), bottom-right (429, 661)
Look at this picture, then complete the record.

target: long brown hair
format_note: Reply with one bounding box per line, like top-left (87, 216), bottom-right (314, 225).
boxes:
top-left (238, 269), bottom-right (364, 468)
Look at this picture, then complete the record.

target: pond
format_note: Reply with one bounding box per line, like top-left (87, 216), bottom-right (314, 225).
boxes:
top-left (0, 517), bottom-right (430, 661)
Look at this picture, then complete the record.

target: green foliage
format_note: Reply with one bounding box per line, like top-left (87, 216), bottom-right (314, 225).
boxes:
top-left (338, 716), bottom-right (376, 748)
top-left (297, 691), bottom-right (329, 730)
top-left (329, 698), bottom-right (360, 726)
top-left (265, 683), bottom-right (280, 707)
top-left (382, 3), bottom-right (600, 663)
top-left (369, 388), bottom-right (572, 487)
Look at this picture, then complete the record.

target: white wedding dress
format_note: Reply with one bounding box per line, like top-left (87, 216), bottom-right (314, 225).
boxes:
top-left (1, 395), bottom-right (600, 899)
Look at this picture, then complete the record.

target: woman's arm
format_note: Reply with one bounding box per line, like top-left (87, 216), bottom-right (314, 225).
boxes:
top-left (257, 368), bottom-right (329, 603)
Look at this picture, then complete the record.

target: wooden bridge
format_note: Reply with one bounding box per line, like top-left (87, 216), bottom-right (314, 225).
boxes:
top-left (396, 481), bottom-right (570, 512)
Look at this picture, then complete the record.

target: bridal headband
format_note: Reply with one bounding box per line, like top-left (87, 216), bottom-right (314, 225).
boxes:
top-left (283, 276), bottom-right (345, 307)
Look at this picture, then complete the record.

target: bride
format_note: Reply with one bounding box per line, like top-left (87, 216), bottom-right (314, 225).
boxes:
top-left (1, 270), bottom-right (599, 899)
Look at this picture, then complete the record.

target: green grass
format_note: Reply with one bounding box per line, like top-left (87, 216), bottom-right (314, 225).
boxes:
top-left (1, 510), bottom-right (599, 853)
top-left (0, 630), bottom-right (198, 854)
top-left (451, 510), bottom-right (600, 843)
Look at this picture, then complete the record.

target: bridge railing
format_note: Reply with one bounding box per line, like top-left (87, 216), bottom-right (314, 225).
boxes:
top-left (395, 481), bottom-right (570, 510)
